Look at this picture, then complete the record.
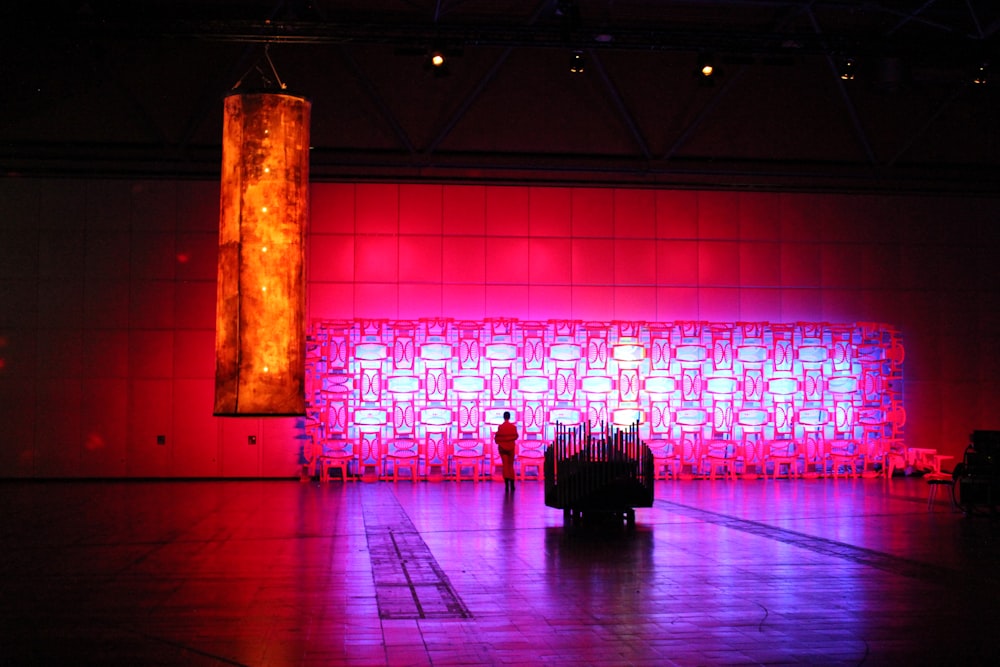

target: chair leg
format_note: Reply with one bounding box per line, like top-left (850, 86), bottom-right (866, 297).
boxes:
top-left (926, 478), bottom-right (954, 511)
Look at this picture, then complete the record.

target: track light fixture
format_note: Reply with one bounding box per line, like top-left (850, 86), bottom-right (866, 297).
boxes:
top-left (973, 61), bottom-right (988, 85)
top-left (839, 57), bottom-right (856, 81)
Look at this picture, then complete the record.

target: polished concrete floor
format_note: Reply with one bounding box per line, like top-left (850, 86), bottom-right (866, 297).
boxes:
top-left (1, 476), bottom-right (998, 666)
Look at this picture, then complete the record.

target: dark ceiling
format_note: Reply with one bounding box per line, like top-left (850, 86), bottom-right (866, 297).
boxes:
top-left (2, 1), bottom-right (998, 193)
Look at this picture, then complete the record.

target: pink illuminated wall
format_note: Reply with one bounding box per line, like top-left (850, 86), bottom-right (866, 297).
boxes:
top-left (1, 178), bottom-right (999, 477)
top-left (307, 318), bottom-right (903, 463)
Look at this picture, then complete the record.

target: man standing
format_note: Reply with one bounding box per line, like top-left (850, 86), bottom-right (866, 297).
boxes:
top-left (495, 411), bottom-right (519, 493)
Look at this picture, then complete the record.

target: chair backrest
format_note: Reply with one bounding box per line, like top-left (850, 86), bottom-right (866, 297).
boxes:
top-left (646, 438), bottom-right (676, 457)
top-left (519, 438), bottom-right (546, 458)
top-left (768, 439), bottom-right (797, 457)
top-left (677, 429), bottom-right (701, 465)
top-left (705, 438), bottom-right (736, 458)
top-left (799, 428), bottom-right (824, 463)
top-left (737, 413), bottom-right (768, 465)
top-left (323, 436), bottom-right (354, 456)
top-left (424, 432), bottom-right (450, 466)
top-left (860, 427), bottom-right (887, 460)
top-left (305, 419), bottom-right (323, 461)
top-left (452, 437), bottom-right (484, 458)
top-left (386, 437), bottom-right (420, 458)
top-left (827, 437), bottom-right (858, 455)
top-left (356, 431), bottom-right (382, 467)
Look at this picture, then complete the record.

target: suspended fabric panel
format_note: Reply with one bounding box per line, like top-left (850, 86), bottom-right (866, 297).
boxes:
top-left (305, 318), bottom-right (904, 446)
top-left (214, 92), bottom-right (310, 416)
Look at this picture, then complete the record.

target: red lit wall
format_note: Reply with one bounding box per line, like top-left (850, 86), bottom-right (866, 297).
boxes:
top-left (1, 179), bottom-right (999, 477)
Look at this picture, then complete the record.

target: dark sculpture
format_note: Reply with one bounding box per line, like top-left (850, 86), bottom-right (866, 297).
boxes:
top-left (544, 421), bottom-right (654, 528)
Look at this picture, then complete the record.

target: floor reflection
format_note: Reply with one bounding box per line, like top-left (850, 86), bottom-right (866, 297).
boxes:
top-left (2, 478), bottom-right (999, 665)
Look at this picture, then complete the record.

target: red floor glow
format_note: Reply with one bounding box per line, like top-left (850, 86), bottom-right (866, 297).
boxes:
top-left (1, 477), bottom-right (997, 666)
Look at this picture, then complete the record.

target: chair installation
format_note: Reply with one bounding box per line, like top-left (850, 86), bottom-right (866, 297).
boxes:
top-left (826, 437), bottom-right (860, 478)
top-left (356, 431), bottom-right (383, 481)
top-left (646, 438), bottom-right (679, 480)
top-left (318, 437), bottom-right (356, 482)
top-left (702, 438), bottom-right (738, 481)
top-left (310, 402), bottom-right (356, 482)
top-left (674, 428), bottom-right (703, 480)
top-left (736, 409), bottom-right (769, 480)
top-left (423, 431), bottom-right (450, 482)
top-left (385, 437), bottom-right (421, 482)
top-left (859, 426), bottom-right (888, 478)
top-left (451, 437), bottom-right (486, 482)
top-left (765, 438), bottom-right (800, 480)
top-left (517, 438), bottom-right (546, 481)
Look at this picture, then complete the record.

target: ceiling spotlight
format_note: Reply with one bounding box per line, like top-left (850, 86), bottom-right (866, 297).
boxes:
top-left (423, 48), bottom-right (453, 77)
top-left (839, 57), bottom-right (856, 81)
top-left (698, 53), bottom-right (715, 78)
top-left (974, 62), bottom-right (988, 85)
top-left (569, 50), bottom-right (585, 74)
top-left (696, 54), bottom-right (718, 85)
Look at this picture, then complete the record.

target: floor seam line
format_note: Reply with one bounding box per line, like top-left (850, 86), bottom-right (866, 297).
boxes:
top-left (362, 485), bottom-right (472, 620)
top-left (654, 498), bottom-right (984, 590)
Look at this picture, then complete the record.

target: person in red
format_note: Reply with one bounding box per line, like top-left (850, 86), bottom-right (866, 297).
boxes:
top-left (494, 411), bottom-right (519, 493)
